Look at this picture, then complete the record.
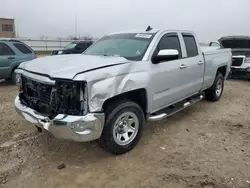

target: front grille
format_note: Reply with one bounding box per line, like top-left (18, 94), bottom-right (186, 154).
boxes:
top-left (19, 76), bottom-right (84, 118)
top-left (20, 76), bottom-right (56, 115)
top-left (232, 57), bottom-right (244, 67)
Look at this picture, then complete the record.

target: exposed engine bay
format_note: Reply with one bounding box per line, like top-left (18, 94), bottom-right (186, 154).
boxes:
top-left (19, 76), bottom-right (87, 118)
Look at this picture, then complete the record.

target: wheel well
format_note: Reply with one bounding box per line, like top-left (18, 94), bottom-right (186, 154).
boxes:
top-left (8, 66), bottom-right (18, 79)
top-left (103, 89), bottom-right (148, 115)
top-left (217, 66), bottom-right (227, 77)
top-left (11, 66), bottom-right (18, 73)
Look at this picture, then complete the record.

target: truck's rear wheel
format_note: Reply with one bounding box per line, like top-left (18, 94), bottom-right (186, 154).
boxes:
top-left (99, 100), bottom-right (145, 155)
top-left (205, 73), bottom-right (224, 101)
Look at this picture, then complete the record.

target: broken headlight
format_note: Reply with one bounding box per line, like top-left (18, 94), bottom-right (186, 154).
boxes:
top-left (15, 73), bottom-right (22, 88)
top-left (55, 80), bottom-right (87, 116)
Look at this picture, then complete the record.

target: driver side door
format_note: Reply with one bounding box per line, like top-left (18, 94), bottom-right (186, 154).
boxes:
top-left (149, 33), bottom-right (187, 112)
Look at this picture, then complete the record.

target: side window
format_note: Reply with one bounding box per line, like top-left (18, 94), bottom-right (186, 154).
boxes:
top-left (182, 35), bottom-right (199, 57)
top-left (76, 42), bottom-right (92, 51)
top-left (0, 43), bottom-right (15, 56)
top-left (157, 34), bottom-right (182, 58)
top-left (13, 43), bottom-right (32, 54)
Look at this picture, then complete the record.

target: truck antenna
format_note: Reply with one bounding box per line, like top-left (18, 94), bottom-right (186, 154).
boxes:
top-left (146, 26), bottom-right (153, 32)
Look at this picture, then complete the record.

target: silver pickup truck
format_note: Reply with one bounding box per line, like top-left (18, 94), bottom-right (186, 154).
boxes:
top-left (14, 29), bottom-right (232, 154)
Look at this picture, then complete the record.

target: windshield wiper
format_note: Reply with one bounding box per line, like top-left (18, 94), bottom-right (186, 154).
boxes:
top-left (102, 54), bottom-right (121, 57)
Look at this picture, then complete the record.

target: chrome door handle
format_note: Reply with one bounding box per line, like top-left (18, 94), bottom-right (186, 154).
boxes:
top-left (180, 64), bottom-right (187, 69)
top-left (198, 61), bottom-right (204, 65)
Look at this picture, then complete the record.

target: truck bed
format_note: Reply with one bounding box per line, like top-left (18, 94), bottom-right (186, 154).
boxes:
top-left (201, 47), bottom-right (232, 90)
top-left (201, 46), bottom-right (231, 55)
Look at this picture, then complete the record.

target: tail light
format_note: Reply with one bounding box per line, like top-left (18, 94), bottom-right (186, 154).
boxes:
top-left (34, 53), bottom-right (38, 59)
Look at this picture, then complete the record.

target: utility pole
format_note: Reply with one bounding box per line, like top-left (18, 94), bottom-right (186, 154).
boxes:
top-left (75, 15), bottom-right (77, 39)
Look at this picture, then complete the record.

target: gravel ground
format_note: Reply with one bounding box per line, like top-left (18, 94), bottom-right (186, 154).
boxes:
top-left (0, 80), bottom-right (250, 188)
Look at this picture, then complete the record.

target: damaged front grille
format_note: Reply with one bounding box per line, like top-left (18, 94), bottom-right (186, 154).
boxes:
top-left (19, 76), bottom-right (86, 118)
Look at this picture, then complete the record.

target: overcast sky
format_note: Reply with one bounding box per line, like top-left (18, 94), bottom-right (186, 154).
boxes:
top-left (0, 0), bottom-right (250, 42)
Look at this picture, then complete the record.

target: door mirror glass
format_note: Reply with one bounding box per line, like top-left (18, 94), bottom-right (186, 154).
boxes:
top-left (153, 49), bottom-right (179, 64)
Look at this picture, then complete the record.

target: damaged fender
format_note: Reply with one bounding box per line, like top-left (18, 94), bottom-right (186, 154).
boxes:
top-left (73, 61), bottom-right (150, 112)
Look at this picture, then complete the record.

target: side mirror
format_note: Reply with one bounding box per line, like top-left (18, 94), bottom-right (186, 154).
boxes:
top-left (152, 49), bottom-right (179, 64)
top-left (209, 42), bottom-right (220, 47)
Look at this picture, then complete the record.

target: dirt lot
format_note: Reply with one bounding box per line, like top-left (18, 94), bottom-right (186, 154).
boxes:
top-left (0, 80), bottom-right (250, 188)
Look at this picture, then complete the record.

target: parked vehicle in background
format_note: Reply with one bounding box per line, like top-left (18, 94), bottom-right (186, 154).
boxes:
top-left (15, 28), bottom-right (231, 155)
top-left (51, 40), bottom-right (93, 55)
top-left (210, 36), bottom-right (250, 79)
top-left (0, 39), bottom-right (37, 83)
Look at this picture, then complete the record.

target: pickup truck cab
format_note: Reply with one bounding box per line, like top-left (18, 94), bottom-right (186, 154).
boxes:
top-left (15, 28), bottom-right (231, 154)
top-left (210, 36), bottom-right (250, 79)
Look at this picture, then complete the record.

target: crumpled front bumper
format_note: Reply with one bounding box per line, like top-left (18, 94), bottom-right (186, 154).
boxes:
top-left (14, 96), bottom-right (105, 142)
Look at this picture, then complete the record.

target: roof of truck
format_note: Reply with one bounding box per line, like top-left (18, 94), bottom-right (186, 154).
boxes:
top-left (108, 29), bottom-right (195, 35)
top-left (108, 29), bottom-right (160, 35)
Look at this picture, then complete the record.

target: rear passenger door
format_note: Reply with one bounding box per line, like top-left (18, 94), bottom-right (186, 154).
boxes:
top-left (180, 34), bottom-right (204, 96)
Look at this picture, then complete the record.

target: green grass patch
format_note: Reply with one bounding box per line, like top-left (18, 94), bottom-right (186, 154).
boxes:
top-left (35, 51), bottom-right (52, 55)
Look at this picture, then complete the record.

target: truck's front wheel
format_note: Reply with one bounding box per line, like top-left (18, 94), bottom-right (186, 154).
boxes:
top-left (99, 100), bottom-right (145, 155)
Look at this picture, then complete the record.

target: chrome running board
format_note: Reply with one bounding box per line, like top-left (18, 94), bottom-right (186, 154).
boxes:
top-left (148, 94), bottom-right (203, 122)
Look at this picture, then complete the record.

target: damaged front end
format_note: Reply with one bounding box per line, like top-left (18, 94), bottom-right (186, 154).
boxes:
top-left (15, 74), bottom-right (105, 142)
top-left (19, 76), bottom-right (87, 118)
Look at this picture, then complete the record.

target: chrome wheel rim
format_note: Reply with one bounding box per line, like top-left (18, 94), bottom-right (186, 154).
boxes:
top-left (113, 112), bottom-right (139, 146)
top-left (215, 79), bottom-right (222, 97)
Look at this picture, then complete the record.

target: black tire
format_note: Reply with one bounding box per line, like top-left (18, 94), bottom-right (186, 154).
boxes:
top-left (205, 73), bottom-right (224, 101)
top-left (10, 70), bottom-right (17, 84)
top-left (99, 100), bottom-right (145, 155)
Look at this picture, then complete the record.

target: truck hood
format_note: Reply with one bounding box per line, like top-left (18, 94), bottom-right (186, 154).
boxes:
top-left (219, 38), bottom-right (250, 51)
top-left (18, 54), bottom-right (129, 79)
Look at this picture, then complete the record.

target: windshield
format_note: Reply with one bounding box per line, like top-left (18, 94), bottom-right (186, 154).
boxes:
top-left (84, 33), bottom-right (155, 60)
top-left (64, 42), bottom-right (77, 49)
top-left (221, 39), bottom-right (250, 49)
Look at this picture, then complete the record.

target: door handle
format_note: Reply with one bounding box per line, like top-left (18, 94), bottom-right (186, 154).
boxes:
top-left (198, 61), bottom-right (204, 65)
top-left (8, 57), bottom-right (15, 60)
top-left (180, 64), bottom-right (187, 69)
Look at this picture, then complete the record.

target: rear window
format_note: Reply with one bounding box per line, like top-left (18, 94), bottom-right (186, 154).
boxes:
top-left (182, 35), bottom-right (199, 57)
top-left (64, 42), bottom-right (77, 49)
top-left (13, 43), bottom-right (32, 54)
top-left (75, 41), bottom-right (93, 51)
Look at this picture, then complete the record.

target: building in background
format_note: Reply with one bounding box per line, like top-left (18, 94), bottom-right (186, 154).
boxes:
top-left (0, 18), bottom-right (16, 38)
